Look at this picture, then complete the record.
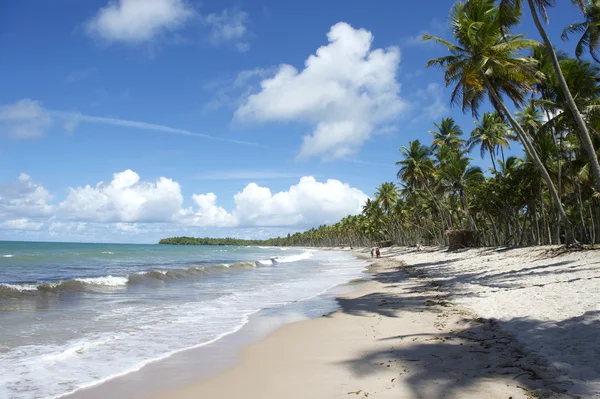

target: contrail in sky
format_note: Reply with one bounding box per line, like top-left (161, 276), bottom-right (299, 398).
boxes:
top-left (50, 111), bottom-right (263, 147)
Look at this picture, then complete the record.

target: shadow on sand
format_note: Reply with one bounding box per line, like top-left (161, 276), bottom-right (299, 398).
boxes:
top-left (334, 256), bottom-right (600, 398)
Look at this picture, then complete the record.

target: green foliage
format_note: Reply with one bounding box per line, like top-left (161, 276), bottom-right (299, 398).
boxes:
top-left (159, 237), bottom-right (274, 246)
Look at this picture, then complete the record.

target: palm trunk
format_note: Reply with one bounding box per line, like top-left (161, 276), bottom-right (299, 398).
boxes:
top-left (483, 76), bottom-right (569, 227)
top-left (527, 0), bottom-right (600, 194)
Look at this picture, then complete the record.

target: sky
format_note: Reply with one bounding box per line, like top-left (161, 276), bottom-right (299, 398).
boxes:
top-left (0, 0), bottom-right (586, 243)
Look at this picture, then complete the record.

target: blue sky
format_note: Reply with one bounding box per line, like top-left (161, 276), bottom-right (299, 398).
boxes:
top-left (0, 0), bottom-right (586, 243)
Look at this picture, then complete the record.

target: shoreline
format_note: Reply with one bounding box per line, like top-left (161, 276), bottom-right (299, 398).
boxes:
top-left (63, 251), bottom-right (371, 399)
top-left (65, 245), bottom-right (600, 399)
top-left (152, 250), bottom-right (535, 399)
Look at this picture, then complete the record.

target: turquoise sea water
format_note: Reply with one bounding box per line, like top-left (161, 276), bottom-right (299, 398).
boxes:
top-left (0, 241), bottom-right (367, 399)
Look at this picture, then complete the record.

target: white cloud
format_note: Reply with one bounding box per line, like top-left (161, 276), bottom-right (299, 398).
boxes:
top-left (182, 193), bottom-right (236, 227)
top-left (58, 169), bottom-right (184, 223)
top-left (0, 173), bottom-right (54, 219)
top-left (0, 218), bottom-right (44, 231)
top-left (115, 222), bottom-right (140, 233)
top-left (183, 176), bottom-right (368, 227)
top-left (0, 99), bottom-right (52, 138)
top-left (203, 8), bottom-right (249, 51)
top-left (235, 22), bottom-right (406, 159)
top-left (0, 171), bottom-right (368, 239)
top-left (85, 0), bottom-right (195, 43)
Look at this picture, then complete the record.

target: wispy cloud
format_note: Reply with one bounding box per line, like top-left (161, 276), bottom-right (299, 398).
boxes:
top-left (203, 8), bottom-right (250, 51)
top-left (65, 67), bottom-right (99, 84)
top-left (343, 159), bottom-right (396, 168)
top-left (195, 170), bottom-right (304, 180)
top-left (404, 18), bottom-right (447, 47)
top-left (203, 67), bottom-right (273, 113)
top-left (0, 98), bottom-right (262, 147)
top-left (50, 110), bottom-right (263, 147)
top-left (409, 83), bottom-right (449, 125)
top-left (0, 99), bottom-right (52, 138)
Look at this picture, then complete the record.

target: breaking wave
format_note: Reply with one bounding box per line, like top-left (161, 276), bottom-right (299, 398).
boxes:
top-left (0, 261), bottom-right (260, 298)
top-left (256, 250), bottom-right (314, 266)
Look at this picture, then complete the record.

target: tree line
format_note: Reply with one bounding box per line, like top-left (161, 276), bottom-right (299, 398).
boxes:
top-left (158, 237), bottom-right (274, 246)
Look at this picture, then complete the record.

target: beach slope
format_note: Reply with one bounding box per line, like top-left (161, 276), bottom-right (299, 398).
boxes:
top-left (153, 245), bottom-right (600, 399)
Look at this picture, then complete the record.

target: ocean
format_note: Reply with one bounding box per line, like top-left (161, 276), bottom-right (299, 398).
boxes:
top-left (0, 241), bottom-right (367, 399)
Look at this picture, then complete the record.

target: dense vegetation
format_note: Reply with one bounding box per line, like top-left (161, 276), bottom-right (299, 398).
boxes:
top-left (162, 0), bottom-right (600, 249)
top-left (158, 237), bottom-right (274, 246)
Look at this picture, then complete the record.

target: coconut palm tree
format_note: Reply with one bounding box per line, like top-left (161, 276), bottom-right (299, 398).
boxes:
top-left (500, 0), bottom-right (600, 194)
top-left (562, 0), bottom-right (600, 63)
top-left (468, 112), bottom-right (512, 171)
top-left (423, 0), bottom-right (569, 227)
top-left (437, 152), bottom-right (484, 228)
top-left (429, 118), bottom-right (465, 152)
top-left (396, 140), bottom-right (436, 189)
top-left (375, 182), bottom-right (399, 215)
top-left (539, 58), bottom-right (600, 135)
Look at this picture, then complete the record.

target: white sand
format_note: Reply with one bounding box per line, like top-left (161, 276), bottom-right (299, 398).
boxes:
top-left (390, 245), bottom-right (600, 397)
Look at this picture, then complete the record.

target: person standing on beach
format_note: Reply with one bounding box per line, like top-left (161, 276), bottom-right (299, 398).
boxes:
top-left (375, 247), bottom-right (381, 258)
top-left (370, 247), bottom-right (375, 258)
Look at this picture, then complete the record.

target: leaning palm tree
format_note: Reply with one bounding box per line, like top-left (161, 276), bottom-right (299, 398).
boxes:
top-left (562, 0), bottom-right (600, 63)
top-left (500, 0), bottom-right (600, 194)
top-left (423, 0), bottom-right (569, 226)
top-left (429, 118), bottom-right (464, 152)
top-left (468, 112), bottom-right (512, 172)
top-left (375, 182), bottom-right (399, 215)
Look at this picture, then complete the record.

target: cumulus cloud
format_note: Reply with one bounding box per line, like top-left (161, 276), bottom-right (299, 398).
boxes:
top-left (182, 193), bottom-right (236, 227)
top-left (182, 176), bottom-right (368, 227)
top-left (58, 169), bottom-right (184, 222)
top-left (203, 8), bottom-right (250, 51)
top-left (0, 170), bottom-right (368, 238)
top-left (0, 99), bottom-right (52, 138)
top-left (235, 22), bottom-right (406, 159)
top-left (85, 0), bottom-right (195, 43)
top-left (0, 173), bottom-right (54, 219)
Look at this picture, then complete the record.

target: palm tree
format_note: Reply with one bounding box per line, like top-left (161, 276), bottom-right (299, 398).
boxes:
top-left (501, 0), bottom-right (600, 194)
top-left (375, 182), bottom-right (399, 215)
top-left (468, 112), bottom-right (512, 171)
top-left (429, 118), bottom-right (464, 152)
top-left (362, 199), bottom-right (379, 219)
top-left (424, 0), bottom-right (569, 226)
top-left (437, 152), bottom-right (484, 228)
top-left (562, 0), bottom-right (600, 63)
top-left (395, 140), bottom-right (435, 189)
top-left (539, 58), bottom-right (600, 135)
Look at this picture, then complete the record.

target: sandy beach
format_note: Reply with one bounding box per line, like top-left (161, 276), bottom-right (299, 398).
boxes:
top-left (154, 246), bottom-right (600, 399)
